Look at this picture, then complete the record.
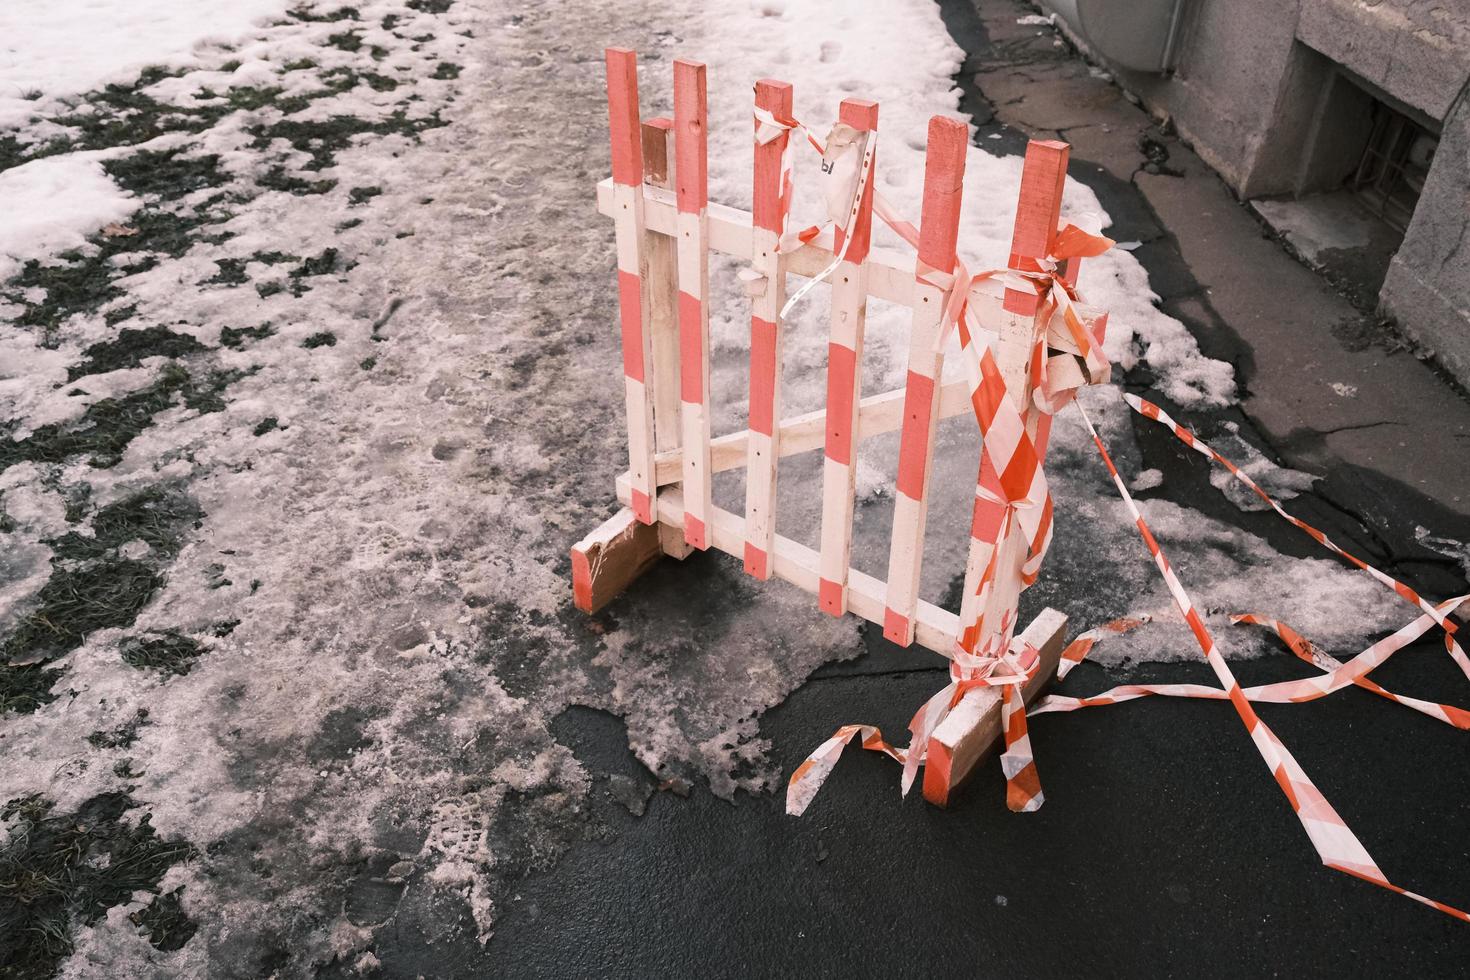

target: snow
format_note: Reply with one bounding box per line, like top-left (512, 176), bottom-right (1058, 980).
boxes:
top-left (0, 155), bottom-right (138, 282)
top-left (0, 0), bottom-right (291, 128)
top-left (0, 0), bottom-right (1439, 971)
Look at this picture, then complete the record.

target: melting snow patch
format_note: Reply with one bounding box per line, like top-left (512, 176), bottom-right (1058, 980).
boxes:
top-left (0, 156), bottom-right (137, 282)
top-left (0, 0), bottom-right (291, 127)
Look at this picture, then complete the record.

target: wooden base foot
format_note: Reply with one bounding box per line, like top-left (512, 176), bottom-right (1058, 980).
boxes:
top-left (571, 508), bottom-right (666, 614)
top-left (921, 607), bottom-right (1068, 807)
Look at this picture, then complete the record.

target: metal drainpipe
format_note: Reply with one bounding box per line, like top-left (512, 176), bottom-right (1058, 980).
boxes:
top-left (1160, 0), bottom-right (1188, 72)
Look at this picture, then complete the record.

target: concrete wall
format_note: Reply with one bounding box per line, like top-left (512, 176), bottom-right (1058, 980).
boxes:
top-left (1297, 0), bottom-right (1468, 123)
top-left (1380, 89), bottom-right (1470, 384)
top-left (1062, 0), bottom-right (1302, 193)
top-left (1039, 0), bottom-right (1470, 387)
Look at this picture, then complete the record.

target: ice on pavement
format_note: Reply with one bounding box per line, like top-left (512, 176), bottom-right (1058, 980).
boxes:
top-left (0, 0), bottom-right (1420, 971)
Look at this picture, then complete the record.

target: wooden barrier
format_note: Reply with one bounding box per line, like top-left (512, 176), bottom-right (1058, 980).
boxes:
top-left (573, 48), bottom-right (1108, 804)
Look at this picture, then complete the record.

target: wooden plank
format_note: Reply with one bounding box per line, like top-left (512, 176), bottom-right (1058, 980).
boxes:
top-left (818, 98), bottom-right (878, 617)
top-left (743, 78), bottom-right (793, 581)
top-left (956, 140), bottom-right (1070, 652)
top-left (883, 115), bottom-right (966, 647)
top-left (640, 116), bottom-right (692, 561)
top-left (615, 475), bottom-right (961, 657)
top-left (571, 507), bottom-right (665, 614)
top-left (674, 58), bottom-right (713, 551)
top-left (653, 377), bottom-right (972, 485)
top-left (921, 607), bottom-right (1067, 806)
top-left (1003, 139), bottom-right (1070, 316)
top-left (594, 180), bottom-right (922, 310)
top-left (605, 48), bottom-right (657, 525)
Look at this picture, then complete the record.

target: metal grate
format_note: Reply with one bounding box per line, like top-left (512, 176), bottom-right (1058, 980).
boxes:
top-left (1349, 99), bottom-right (1437, 233)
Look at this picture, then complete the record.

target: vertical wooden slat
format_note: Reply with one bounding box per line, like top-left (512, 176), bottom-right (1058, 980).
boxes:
top-left (743, 79), bottom-right (793, 581)
top-left (674, 58), bottom-right (713, 551)
top-left (606, 48), bottom-right (658, 525)
top-left (817, 98), bottom-right (878, 617)
top-left (641, 116), bottom-right (692, 560)
top-left (957, 139), bottom-right (1070, 651)
top-left (882, 115), bottom-right (967, 646)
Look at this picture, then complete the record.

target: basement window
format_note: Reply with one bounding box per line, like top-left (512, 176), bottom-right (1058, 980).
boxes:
top-left (1349, 98), bottom-right (1438, 233)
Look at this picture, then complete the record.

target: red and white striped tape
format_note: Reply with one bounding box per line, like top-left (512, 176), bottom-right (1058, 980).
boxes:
top-left (1067, 401), bottom-right (1469, 923)
top-left (762, 100), bottom-right (1470, 924)
top-left (774, 102), bottom-right (1111, 814)
top-left (1127, 394), bottom-right (1470, 679)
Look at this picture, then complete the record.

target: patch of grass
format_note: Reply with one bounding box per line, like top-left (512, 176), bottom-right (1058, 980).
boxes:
top-left (1, 562), bottom-right (162, 712)
top-left (2, 487), bottom-right (200, 712)
top-left (105, 147), bottom-right (228, 202)
top-left (433, 62), bottom-right (462, 80)
top-left (0, 793), bottom-right (198, 975)
top-left (67, 326), bottom-right (207, 382)
top-left (0, 366), bottom-right (189, 471)
top-left (62, 485), bottom-right (93, 524)
top-left (87, 708), bottom-right (150, 749)
top-left (219, 323), bottom-right (274, 349)
top-left (1, 150), bottom-right (230, 339)
top-left (285, 248), bottom-right (351, 296)
top-left (247, 109), bottom-right (447, 172)
top-left (120, 631), bottom-right (203, 676)
top-left (104, 304), bottom-right (139, 327)
top-left (132, 887), bottom-right (198, 952)
top-left (348, 185), bottom-right (382, 205)
top-left (0, 364), bottom-right (240, 473)
top-left (290, 4), bottom-right (359, 22)
top-left (253, 416), bottom-right (280, 436)
top-left (359, 356), bottom-right (377, 371)
top-left (181, 367), bottom-right (249, 415)
top-left (327, 31), bottom-right (363, 52)
top-left (1, 135), bottom-right (27, 173)
top-left (302, 332), bottom-right (337, 349)
top-left (49, 486), bottom-right (201, 563)
top-left (206, 258), bottom-right (247, 286)
top-left (294, 247), bottom-right (341, 278)
top-left (256, 165), bottom-right (338, 196)
top-left (407, 0), bottom-right (454, 12)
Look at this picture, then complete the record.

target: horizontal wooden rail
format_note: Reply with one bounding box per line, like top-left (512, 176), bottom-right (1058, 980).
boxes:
top-left (652, 377), bottom-right (974, 486)
top-left (614, 475), bottom-right (961, 656)
top-left (597, 178), bottom-right (937, 309)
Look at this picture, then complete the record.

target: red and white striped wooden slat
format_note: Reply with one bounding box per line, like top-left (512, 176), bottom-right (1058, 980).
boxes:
top-left (743, 79), bottom-right (793, 581)
top-left (604, 48), bottom-right (658, 525)
top-left (882, 116), bottom-right (967, 646)
top-left (818, 98), bottom-right (878, 617)
top-left (640, 116), bottom-right (694, 561)
top-left (956, 140), bottom-right (1070, 652)
top-left (674, 58), bottom-right (713, 550)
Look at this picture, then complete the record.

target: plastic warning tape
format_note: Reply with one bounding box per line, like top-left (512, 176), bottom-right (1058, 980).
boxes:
top-left (1128, 394), bottom-right (1470, 680)
top-left (1070, 401), bottom-right (1469, 923)
top-left (771, 105), bottom-right (1113, 815)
